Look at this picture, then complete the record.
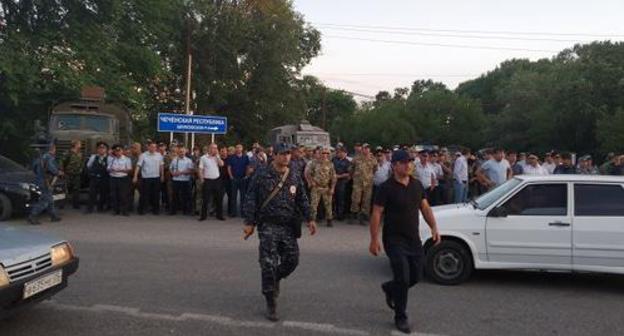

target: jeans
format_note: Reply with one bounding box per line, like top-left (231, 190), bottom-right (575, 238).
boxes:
top-left (453, 180), bottom-right (468, 204)
top-left (229, 177), bottom-right (247, 217)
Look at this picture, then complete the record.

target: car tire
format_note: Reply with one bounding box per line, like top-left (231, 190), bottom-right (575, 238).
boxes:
top-left (0, 193), bottom-right (12, 221)
top-left (426, 240), bottom-right (473, 285)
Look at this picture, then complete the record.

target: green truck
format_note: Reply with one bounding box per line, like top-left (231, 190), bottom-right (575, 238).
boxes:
top-left (49, 87), bottom-right (133, 156)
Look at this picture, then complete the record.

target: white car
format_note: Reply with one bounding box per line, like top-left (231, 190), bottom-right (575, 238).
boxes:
top-left (421, 175), bottom-right (624, 285)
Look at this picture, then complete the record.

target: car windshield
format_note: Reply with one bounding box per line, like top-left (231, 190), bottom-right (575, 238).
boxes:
top-left (0, 155), bottom-right (28, 173)
top-left (473, 178), bottom-right (523, 210)
top-left (54, 114), bottom-right (111, 132)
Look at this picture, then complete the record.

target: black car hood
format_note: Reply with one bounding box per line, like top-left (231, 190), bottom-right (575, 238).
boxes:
top-left (0, 171), bottom-right (36, 185)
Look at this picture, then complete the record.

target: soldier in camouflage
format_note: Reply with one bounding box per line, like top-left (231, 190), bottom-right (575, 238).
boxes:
top-left (308, 148), bottom-right (336, 227)
top-left (62, 139), bottom-right (83, 209)
top-left (350, 143), bottom-right (377, 225)
top-left (243, 143), bottom-right (317, 322)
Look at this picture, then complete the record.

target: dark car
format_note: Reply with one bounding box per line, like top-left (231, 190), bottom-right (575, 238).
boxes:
top-left (0, 155), bottom-right (65, 221)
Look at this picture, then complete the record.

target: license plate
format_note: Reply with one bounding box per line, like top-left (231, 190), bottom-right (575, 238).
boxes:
top-left (23, 270), bottom-right (63, 299)
top-left (53, 193), bottom-right (66, 201)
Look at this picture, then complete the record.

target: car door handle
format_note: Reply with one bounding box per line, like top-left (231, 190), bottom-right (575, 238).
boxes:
top-left (549, 221), bottom-right (570, 227)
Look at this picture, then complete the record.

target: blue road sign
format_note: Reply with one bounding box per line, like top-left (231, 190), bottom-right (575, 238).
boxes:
top-left (157, 113), bottom-right (227, 134)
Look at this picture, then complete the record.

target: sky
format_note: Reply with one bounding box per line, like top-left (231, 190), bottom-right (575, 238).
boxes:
top-left (293, 0), bottom-right (624, 99)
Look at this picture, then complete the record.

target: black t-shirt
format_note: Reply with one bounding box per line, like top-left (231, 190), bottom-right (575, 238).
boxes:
top-left (374, 176), bottom-right (425, 246)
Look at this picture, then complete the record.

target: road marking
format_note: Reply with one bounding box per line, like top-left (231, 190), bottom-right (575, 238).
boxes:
top-left (44, 301), bottom-right (446, 336)
top-left (283, 321), bottom-right (369, 336)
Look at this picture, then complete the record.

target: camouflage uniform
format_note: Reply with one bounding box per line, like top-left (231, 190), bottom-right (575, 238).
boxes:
top-left (308, 159), bottom-right (336, 221)
top-left (350, 154), bottom-right (376, 216)
top-left (62, 150), bottom-right (83, 209)
top-left (243, 164), bottom-right (311, 298)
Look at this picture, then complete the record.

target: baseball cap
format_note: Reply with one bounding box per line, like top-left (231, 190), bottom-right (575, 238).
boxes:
top-left (391, 150), bottom-right (411, 163)
top-left (362, 143), bottom-right (370, 149)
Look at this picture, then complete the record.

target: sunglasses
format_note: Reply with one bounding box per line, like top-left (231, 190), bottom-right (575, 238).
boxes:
top-left (322, 152), bottom-right (330, 155)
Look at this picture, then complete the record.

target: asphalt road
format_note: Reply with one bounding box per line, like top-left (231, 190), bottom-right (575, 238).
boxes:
top-left (2, 211), bottom-right (624, 336)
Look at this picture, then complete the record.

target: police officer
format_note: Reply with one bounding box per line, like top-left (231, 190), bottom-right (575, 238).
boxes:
top-left (332, 145), bottom-right (351, 221)
top-left (108, 144), bottom-right (133, 216)
top-left (62, 139), bottom-right (83, 209)
top-left (350, 143), bottom-right (377, 225)
top-left (308, 148), bottom-right (336, 227)
top-left (369, 149), bottom-right (441, 334)
top-left (170, 145), bottom-right (194, 215)
top-left (243, 143), bottom-right (317, 322)
top-left (28, 141), bottom-right (63, 225)
top-left (86, 141), bottom-right (110, 213)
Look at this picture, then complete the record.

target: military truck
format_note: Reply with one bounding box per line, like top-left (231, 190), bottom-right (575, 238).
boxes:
top-left (49, 87), bottom-right (133, 156)
top-left (268, 120), bottom-right (330, 149)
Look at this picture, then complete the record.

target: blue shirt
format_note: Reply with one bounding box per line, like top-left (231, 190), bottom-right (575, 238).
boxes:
top-left (227, 154), bottom-right (249, 179)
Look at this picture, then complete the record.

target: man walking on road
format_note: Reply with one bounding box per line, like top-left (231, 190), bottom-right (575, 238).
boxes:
top-left (243, 143), bottom-right (317, 322)
top-left (369, 149), bottom-right (441, 334)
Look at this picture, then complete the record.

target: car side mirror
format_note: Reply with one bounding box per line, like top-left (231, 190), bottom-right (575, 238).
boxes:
top-left (489, 206), bottom-right (508, 218)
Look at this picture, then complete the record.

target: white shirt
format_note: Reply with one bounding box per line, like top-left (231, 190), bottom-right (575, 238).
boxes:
top-left (453, 155), bottom-right (468, 182)
top-left (170, 156), bottom-right (194, 182)
top-left (523, 164), bottom-right (549, 176)
top-left (107, 155), bottom-right (132, 178)
top-left (199, 154), bottom-right (220, 179)
top-left (137, 152), bottom-right (164, 178)
top-left (373, 161), bottom-right (392, 186)
top-left (542, 162), bottom-right (557, 174)
top-left (415, 162), bottom-right (435, 189)
top-left (432, 162), bottom-right (444, 180)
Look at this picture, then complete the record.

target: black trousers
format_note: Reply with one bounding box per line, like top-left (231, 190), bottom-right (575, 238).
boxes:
top-left (171, 180), bottom-right (192, 215)
top-left (110, 176), bottom-right (129, 215)
top-left (334, 179), bottom-right (348, 220)
top-left (383, 242), bottom-right (424, 321)
top-left (88, 176), bottom-right (109, 212)
top-left (139, 177), bottom-right (161, 214)
top-left (201, 178), bottom-right (223, 218)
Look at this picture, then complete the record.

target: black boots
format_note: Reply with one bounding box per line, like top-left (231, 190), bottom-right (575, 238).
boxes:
top-left (264, 295), bottom-right (278, 322)
top-left (395, 318), bottom-right (411, 334)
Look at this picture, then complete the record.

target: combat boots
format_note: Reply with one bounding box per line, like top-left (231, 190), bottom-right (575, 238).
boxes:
top-left (264, 295), bottom-right (278, 322)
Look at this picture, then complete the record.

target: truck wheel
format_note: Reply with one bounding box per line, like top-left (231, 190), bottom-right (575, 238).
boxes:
top-left (0, 193), bottom-right (12, 221)
top-left (426, 240), bottom-right (473, 285)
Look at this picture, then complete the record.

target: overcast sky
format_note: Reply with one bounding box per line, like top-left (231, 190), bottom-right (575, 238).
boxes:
top-left (293, 0), bottom-right (624, 98)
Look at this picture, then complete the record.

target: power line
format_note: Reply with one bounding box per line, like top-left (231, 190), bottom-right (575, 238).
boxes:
top-left (322, 35), bottom-right (560, 53)
top-left (309, 72), bottom-right (478, 78)
top-left (314, 22), bottom-right (624, 39)
top-left (316, 26), bottom-right (594, 43)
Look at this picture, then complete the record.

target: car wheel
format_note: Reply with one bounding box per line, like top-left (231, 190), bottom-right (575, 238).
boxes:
top-left (0, 193), bottom-right (12, 221)
top-left (426, 240), bottom-right (473, 285)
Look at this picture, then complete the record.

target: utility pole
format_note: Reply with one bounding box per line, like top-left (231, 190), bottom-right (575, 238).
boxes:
top-left (184, 17), bottom-right (193, 149)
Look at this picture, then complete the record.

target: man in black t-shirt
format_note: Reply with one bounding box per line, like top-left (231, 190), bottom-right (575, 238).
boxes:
top-left (369, 149), bottom-right (441, 334)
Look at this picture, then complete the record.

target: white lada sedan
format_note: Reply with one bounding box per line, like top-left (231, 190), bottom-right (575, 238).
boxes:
top-left (421, 175), bottom-right (624, 285)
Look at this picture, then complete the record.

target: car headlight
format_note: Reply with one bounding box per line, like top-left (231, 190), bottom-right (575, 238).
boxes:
top-left (0, 266), bottom-right (9, 288)
top-left (51, 243), bottom-right (75, 267)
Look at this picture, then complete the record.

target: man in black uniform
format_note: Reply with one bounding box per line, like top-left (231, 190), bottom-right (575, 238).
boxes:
top-left (243, 143), bottom-right (317, 322)
top-left (332, 145), bottom-right (351, 221)
top-left (369, 149), bottom-right (441, 334)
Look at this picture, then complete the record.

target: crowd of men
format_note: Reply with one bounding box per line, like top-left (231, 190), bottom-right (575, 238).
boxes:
top-left (27, 138), bottom-right (624, 225)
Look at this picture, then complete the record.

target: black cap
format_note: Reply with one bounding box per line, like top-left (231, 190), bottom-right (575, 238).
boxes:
top-left (273, 143), bottom-right (292, 154)
top-left (391, 150), bottom-right (411, 163)
top-left (96, 141), bottom-right (109, 149)
top-left (111, 144), bottom-right (122, 150)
